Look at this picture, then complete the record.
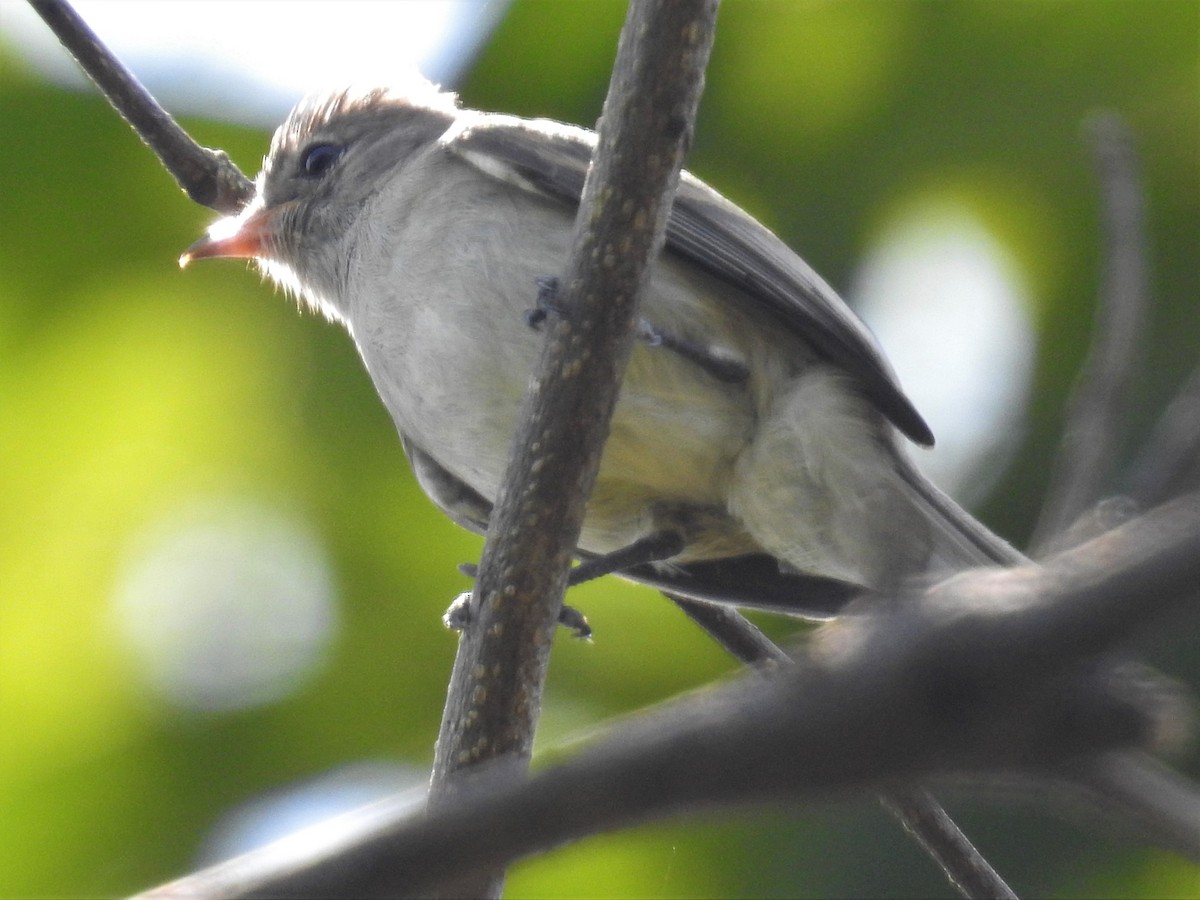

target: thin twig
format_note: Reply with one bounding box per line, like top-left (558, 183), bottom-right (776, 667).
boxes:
top-left (1122, 363), bottom-right (1200, 507)
top-left (672, 596), bottom-right (1018, 900)
top-left (1064, 752), bottom-right (1200, 860)
top-left (882, 790), bottom-right (1018, 900)
top-left (425, 2), bottom-right (718, 895)
top-left (1031, 113), bottom-right (1148, 554)
top-left (958, 751), bottom-right (1200, 865)
top-left (27, 0), bottom-right (254, 212)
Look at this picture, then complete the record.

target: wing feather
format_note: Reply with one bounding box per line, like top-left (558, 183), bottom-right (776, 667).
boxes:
top-left (440, 115), bottom-right (934, 446)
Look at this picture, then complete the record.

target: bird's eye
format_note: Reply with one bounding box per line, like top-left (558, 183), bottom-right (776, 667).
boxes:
top-left (299, 143), bottom-right (345, 178)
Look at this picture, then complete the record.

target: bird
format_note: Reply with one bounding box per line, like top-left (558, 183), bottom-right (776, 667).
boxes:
top-left (182, 84), bottom-right (1020, 620)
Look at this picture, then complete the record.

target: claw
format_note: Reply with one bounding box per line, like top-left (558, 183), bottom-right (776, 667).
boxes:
top-left (525, 276), bottom-right (565, 330)
top-left (558, 604), bottom-right (592, 640)
top-left (443, 592), bottom-right (474, 631)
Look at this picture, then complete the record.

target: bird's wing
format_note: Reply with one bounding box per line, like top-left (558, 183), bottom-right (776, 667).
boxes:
top-left (439, 112), bottom-right (934, 446)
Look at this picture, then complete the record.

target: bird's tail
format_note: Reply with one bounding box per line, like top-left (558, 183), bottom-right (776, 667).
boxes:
top-left (890, 448), bottom-right (1029, 573)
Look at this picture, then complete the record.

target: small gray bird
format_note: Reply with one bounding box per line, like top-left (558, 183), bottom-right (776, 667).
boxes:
top-left (183, 85), bottom-right (1019, 618)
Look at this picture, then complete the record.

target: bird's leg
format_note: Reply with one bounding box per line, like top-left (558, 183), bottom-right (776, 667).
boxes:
top-left (636, 319), bottom-right (750, 384)
top-left (450, 531), bottom-right (686, 639)
top-left (525, 279), bottom-right (749, 385)
top-left (567, 530), bottom-right (686, 585)
top-left (558, 531), bottom-right (687, 638)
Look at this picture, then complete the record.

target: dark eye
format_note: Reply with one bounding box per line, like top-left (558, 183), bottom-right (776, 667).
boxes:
top-left (299, 143), bottom-right (345, 178)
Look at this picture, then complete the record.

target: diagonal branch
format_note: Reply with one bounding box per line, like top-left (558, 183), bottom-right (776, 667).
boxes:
top-left (27, 0), bottom-right (254, 212)
top-left (1122, 363), bottom-right (1200, 506)
top-left (881, 789), bottom-right (1017, 900)
top-left (1065, 752), bottom-right (1200, 859)
top-left (672, 597), bottom-right (1017, 900)
top-left (135, 493), bottom-right (1200, 898)
top-left (426, 1), bottom-right (718, 894)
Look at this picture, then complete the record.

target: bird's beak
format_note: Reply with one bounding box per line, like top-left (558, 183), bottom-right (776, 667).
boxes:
top-left (179, 205), bottom-right (280, 267)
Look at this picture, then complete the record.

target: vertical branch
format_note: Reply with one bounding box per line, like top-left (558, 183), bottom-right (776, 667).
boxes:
top-left (1031, 114), bottom-right (1148, 553)
top-left (427, 0), bottom-right (719, 893)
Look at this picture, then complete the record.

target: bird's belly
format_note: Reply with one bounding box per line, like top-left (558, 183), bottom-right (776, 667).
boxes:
top-left (357, 297), bottom-right (755, 556)
top-left (345, 174), bottom-right (768, 559)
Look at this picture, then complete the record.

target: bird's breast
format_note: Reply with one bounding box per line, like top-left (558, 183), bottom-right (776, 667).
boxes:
top-left (341, 156), bottom-right (772, 552)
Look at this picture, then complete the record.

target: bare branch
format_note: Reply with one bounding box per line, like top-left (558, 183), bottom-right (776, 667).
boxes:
top-left (1031, 113), bottom-right (1148, 553)
top-left (913, 756), bottom-right (1200, 870)
top-left (881, 790), bottom-right (1017, 900)
top-left (27, 0), bottom-right (254, 212)
top-left (137, 494), bottom-right (1200, 898)
top-left (1123, 363), bottom-right (1200, 506)
top-left (426, 1), bottom-right (718, 893)
top-left (673, 596), bottom-right (1017, 900)
top-left (1066, 752), bottom-right (1200, 859)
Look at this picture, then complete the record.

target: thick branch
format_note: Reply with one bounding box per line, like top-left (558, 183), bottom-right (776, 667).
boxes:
top-left (27, 0), bottom-right (254, 212)
top-left (426, 1), bottom-right (718, 892)
top-left (672, 597), bottom-right (1016, 900)
top-left (138, 494), bottom-right (1200, 898)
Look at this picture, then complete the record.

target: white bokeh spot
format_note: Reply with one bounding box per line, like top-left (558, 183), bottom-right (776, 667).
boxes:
top-left (853, 203), bottom-right (1036, 502)
top-left (1, 0), bottom-right (506, 124)
top-left (112, 498), bottom-right (339, 713)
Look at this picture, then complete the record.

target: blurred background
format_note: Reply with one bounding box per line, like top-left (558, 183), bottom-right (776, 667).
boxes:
top-left (1, 1), bottom-right (1197, 896)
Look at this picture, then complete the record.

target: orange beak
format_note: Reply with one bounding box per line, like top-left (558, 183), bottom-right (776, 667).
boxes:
top-left (179, 205), bottom-right (280, 267)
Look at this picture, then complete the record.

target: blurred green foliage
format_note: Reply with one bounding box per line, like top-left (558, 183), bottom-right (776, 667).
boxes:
top-left (1, 1), bottom-right (1198, 897)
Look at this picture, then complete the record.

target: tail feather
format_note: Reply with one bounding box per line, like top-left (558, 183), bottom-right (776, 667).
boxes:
top-left (891, 449), bottom-right (1029, 572)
